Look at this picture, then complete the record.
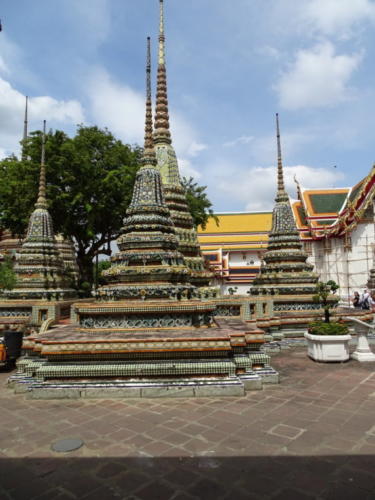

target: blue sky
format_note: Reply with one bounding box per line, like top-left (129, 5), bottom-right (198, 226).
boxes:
top-left (1, 0), bottom-right (375, 212)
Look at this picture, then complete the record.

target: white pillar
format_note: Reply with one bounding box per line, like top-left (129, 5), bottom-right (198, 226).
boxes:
top-left (349, 317), bottom-right (375, 362)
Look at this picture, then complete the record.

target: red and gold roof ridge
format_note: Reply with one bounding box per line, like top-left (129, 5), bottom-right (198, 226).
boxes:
top-left (293, 164), bottom-right (375, 239)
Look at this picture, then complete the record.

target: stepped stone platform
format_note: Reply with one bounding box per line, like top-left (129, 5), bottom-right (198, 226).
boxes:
top-left (10, 316), bottom-right (278, 399)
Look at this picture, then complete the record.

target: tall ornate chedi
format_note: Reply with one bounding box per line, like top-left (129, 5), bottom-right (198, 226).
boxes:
top-left (4, 122), bottom-right (76, 301)
top-left (99, 37), bottom-right (195, 302)
top-left (153, 0), bottom-right (213, 290)
top-left (251, 114), bottom-right (318, 304)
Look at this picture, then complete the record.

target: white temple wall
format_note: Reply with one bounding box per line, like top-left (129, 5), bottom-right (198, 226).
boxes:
top-left (310, 220), bottom-right (374, 302)
top-left (228, 251), bottom-right (260, 266)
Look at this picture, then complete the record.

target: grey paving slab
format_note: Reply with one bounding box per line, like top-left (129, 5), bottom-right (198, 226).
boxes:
top-left (0, 348), bottom-right (375, 499)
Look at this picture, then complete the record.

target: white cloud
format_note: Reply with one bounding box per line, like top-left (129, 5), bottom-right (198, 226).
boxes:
top-left (0, 35), bottom-right (22, 76)
top-left (0, 76), bottom-right (84, 158)
top-left (30, 97), bottom-right (84, 124)
top-left (276, 42), bottom-right (362, 110)
top-left (86, 67), bottom-right (207, 180)
top-left (214, 164), bottom-right (344, 212)
top-left (178, 158), bottom-right (201, 180)
top-left (87, 68), bottom-right (144, 145)
top-left (187, 141), bottom-right (207, 157)
top-left (233, 130), bottom-right (316, 165)
top-left (0, 55), bottom-right (9, 74)
top-left (224, 135), bottom-right (254, 148)
top-left (305, 0), bottom-right (375, 37)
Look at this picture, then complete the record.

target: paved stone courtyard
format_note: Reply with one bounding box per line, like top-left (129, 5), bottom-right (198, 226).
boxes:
top-left (1, 348), bottom-right (375, 499)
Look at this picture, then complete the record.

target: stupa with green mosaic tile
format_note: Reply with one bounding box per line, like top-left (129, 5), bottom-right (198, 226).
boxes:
top-left (0, 122), bottom-right (78, 330)
top-left (153, 0), bottom-right (214, 291)
top-left (251, 115), bottom-right (319, 312)
top-left (3, 122), bottom-right (76, 302)
top-left (79, 37), bottom-right (213, 331)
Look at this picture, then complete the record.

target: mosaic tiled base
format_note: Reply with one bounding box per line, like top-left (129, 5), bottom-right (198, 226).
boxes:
top-left (10, 355), bottom-right (266, 398)
top-left (0, 299), bottom-right (83, 328)
top-left (11, 316), bottom-right (278, 398)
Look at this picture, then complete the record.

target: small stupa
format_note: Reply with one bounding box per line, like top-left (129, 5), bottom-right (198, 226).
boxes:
top-left (5, 121), bottom-right (75, 300)
top-left (0, 122), bottom-right (78, 329)
top-left (4, 122), bottom-right (76, 301)
top-left (251, 114), bottom-right (319, 311)
top-left (55, 235), bottom-right (79, 284)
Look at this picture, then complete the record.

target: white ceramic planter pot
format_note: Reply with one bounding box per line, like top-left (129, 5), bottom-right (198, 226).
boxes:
top-left (304, 332), bottom-right (352, 362)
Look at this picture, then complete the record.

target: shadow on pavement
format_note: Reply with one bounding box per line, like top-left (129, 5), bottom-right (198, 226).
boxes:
top-left (1, 454), bottom-right (375, 499)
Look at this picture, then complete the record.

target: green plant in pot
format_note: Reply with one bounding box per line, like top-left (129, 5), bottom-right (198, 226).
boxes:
top-left (305, 281), bottom-right (351, 361)
top-left (313, 280), bottom-right (339, 323)
top-left (308, 321), bottom-right (349, 336)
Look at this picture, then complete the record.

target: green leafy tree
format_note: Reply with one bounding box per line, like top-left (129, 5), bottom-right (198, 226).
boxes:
top-left (93, 259), bottom-right (112, 288)
top-left (313, 280), bottom-right (340, 323)
top-left (182, 177), bottom-right (218, 230)
top-left (0, 257), bottom-right (16, 291)
top-left (0, 126), bottom-right (142, 288)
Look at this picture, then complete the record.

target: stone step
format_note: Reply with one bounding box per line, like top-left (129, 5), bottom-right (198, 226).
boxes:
top-left (27, 377), bottom-right (247, 399)
top-left (35, 359), bottom-right (238, 380)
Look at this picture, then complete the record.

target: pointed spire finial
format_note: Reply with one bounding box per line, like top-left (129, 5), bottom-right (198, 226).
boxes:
top-left (158, 0), bottom-right (165, 65)
top-left (147, 36), bottom-right (151, 100)
top-left (23, 96), bottom-right (28, 142)
top-left (276, 113), bottom-right (287, 201)
top-left (21, 96), bottom-right (28, 160)
top-left (142, 37), bottom-right (157, 166)
top-left (35, 120), bottom-right (48, 209)
top-left (154, 0), bottom-right (171, 144)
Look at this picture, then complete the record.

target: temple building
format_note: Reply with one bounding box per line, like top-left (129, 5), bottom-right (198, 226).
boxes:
top-left (291, 168), bottom-right (375, 304)
top-left (153, 0), bottom-right (213, 291)
top-left (198, 157), bottom-right (375, 304)
top-left (197, 212), bottom-right (272, 294)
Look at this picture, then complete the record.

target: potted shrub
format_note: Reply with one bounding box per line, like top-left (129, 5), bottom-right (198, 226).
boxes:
top-left (304, 281), bottom-right (352, 362)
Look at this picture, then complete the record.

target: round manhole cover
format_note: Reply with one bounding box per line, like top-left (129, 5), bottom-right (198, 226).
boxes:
top-left (51, 438), bottom-right (84, 453)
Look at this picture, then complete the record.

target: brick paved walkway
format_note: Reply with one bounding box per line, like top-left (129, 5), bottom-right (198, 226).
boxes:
top-left (1, 348), bottom-right (375, 499)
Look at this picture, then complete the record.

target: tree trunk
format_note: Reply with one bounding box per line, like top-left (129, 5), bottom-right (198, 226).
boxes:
top-left (324, 307), bottom-right (330, 323)
top-left (76, 252), bottom-right (94, 294)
